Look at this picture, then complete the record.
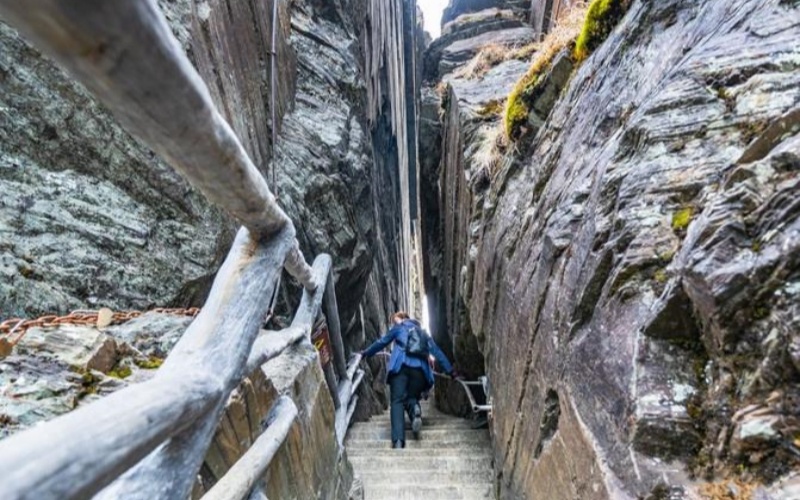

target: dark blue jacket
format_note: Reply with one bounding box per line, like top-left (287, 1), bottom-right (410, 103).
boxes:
top-left (363, 319), bottom-right (453, 388)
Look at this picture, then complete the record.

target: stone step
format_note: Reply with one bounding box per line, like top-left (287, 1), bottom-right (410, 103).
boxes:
top-left (363, 483), bottom-right (494, 500)
top-left (348, 427), bottom-right (487, 441)
top-left (357, 418), bottom-right (477, 429)
top-left (349, 455), bottom-right (493, 472)
top-left (347, 448), bottom-right (493, 459)
top-left (358, 466), bottom-right (493, 483)
top-left (347, 435), bottom-right (490, 450)
top-left (348, 400), bottom-right (495, 499)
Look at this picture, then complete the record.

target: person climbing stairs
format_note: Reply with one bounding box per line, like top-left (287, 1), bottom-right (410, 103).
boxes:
top-left (346, 398), bottom-right (495, 499)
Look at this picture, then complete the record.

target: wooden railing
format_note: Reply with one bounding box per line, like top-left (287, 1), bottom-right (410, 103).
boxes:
top-left (0, 1), bottom-right (363, 499)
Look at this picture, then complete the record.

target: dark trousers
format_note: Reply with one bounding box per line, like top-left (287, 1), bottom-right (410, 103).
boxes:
top-left (388, 365), bottom-right (427, 443)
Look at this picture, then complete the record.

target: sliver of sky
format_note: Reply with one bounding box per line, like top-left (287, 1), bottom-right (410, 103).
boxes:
top-left (419, 0), bottom-right (448, 39)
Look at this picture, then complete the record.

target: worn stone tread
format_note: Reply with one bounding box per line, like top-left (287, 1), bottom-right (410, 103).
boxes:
top-left (346, 400), bottom-right (495, 500)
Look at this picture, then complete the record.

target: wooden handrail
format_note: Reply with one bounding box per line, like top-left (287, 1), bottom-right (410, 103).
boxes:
top-left (203, 396), bottom-right (299, 500)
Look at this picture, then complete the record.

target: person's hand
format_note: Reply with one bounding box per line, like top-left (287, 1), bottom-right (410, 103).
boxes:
top-left (450, 369), bottom-right (464, 381)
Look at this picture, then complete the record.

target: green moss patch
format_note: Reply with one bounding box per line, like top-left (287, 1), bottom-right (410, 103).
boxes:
top-left (574, 0), bottom-right (631, 62)
top-left (108, 364), bottom-right (132, 379)
top-left (671, 207), bottom-right (694, 232)
top-left (134, 356), bottom-right (164, 370)
top-left (504, 47), bottom-right (565, 140)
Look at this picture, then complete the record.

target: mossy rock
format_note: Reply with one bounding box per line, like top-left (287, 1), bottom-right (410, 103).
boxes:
top-left (134, 356), bottom-right (164, 370)
top-left (504, 47), bottom-right (569, 140)
top-left (574, 0), bottom-right (631, 62)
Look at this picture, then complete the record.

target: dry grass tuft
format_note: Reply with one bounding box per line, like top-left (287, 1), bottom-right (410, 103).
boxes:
top-left (453, 43), bottom-right (508, 80)
top-left (472, 121), bottom-right (508, 176)
top-left (503, 3), bottom-right (588, 139)
top-left (698, 480), bottom-right (760, 500)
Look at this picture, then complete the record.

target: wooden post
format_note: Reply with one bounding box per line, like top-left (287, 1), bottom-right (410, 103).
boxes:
top-left (97, 228), bottom-right (293, 500)
top-left (322, 268), bottom-right (348, 381)
top-left (245, 326), bottom-right (306, 375)
top-left (290, 255), bottom-right (333, 334)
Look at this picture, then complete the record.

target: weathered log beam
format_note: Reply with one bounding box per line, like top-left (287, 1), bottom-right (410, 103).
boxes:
top-left (96, 227), bottom-right (294, 499)
top-left (245, 326), bottom-right (306, 375)
top-left (290, 254), bottom-right (333, 333)
top-left (202, 396), bottom-right (298, 500)
top-left (324, 362), bottom-right (342, 409)
top-left (284, 233), bottom-right (316, 291)
top-left (322, 267), bottom-right (348, 380)
top-left (334, 355), bottom-right (365, 445)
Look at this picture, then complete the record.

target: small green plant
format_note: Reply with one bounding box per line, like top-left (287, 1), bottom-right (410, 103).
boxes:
top-left (134, 356), bottom-right (164, 370)
top-left (502, 4), bottom-right (588, 140)
top-left (654, 269), bottom-right (668, 284)
top-left (108, 364), bottom-right (132, 379)
top-left (671, 207), bottom-right (694, 232)
top-left (574, 0), bottom-right (631, 62)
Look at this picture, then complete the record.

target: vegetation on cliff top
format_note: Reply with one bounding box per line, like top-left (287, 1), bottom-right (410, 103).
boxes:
top-left (574, 0), bottom-right (631, 62)
top-left (503, 0), bottom-right (631, 140)
top-left (503, 5), bottom-right (586, 139)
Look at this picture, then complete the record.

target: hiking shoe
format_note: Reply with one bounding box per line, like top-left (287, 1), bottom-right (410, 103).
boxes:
top-left (411, 403), bottom-right (422, 439)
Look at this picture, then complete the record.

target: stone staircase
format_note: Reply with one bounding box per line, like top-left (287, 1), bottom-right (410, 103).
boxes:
top-left (346, 399), bottom-right (495, 500)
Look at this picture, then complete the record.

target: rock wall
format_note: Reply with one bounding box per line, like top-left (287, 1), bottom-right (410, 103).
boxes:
top-left (0, 0), bottom-right (422, 495)
top-left (0, 0), bottom-right (414, 347)
top-left (422, 0), bottom-right (800, 497)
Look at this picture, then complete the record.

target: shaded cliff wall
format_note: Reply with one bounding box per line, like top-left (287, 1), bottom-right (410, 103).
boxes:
top-left (419, 1), bottom-right (535, 374)
top-left (0, 0), bottom-right (415, 355)
top-left (422, 0), bottom-right (800, 497)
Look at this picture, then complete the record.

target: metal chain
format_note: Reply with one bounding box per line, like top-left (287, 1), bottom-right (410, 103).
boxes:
top-left (0, 307), bottom-right (200, 346)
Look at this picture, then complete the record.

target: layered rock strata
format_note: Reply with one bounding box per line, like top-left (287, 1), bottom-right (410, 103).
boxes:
top-left (422, 0), bottom-right (800, 497)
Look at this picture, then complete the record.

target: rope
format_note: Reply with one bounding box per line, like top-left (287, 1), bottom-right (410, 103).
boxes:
top-left (0, 308), bottom-right (200, 347)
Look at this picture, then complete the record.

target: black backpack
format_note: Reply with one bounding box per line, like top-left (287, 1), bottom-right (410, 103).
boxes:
top-left (404, 324), bottom-right (430, 359)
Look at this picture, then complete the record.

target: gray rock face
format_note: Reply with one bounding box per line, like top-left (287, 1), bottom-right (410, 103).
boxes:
top-left (424, 8), bottom-right (531, 81)
top-left (0, 313), bottom-right (191, 439)
top-left (422, 0), bottom-right (800, 497)
top-left (420, 10), bottom-right (530, 384)
top-left (442, 0), bottom-right (531, 25)
top-left (0, 0), bottom-right (420, 494)
top-left (0, 0), bottom-right (411, 360)
top-left (0, 18), bottom-right (228, 318)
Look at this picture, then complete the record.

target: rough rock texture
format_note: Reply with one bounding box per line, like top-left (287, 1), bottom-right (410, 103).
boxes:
top-left (442, 0), bottom-right (531, 26)
top-left (529, 0), bottom-right (579, 38)
top-left (419, 21), bottom-right (529, 382)
top-left (0, 16), bottom-right (228, 318)
top-left (0, 0), bottom-right (412, 355)
top-left (1, 0), bottom-right (421, 421)
top-left (0, 313), bottom-right (191, 439)
top-left (1, 0), bottom-right (422, 495)
top-left (423, 0), bottom-right (800, 497)
top-left (424, 8), bottom-right (532, 82)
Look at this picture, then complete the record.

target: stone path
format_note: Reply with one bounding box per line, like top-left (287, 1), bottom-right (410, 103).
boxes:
top-left (346, 399), bottom-right (495, 499)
